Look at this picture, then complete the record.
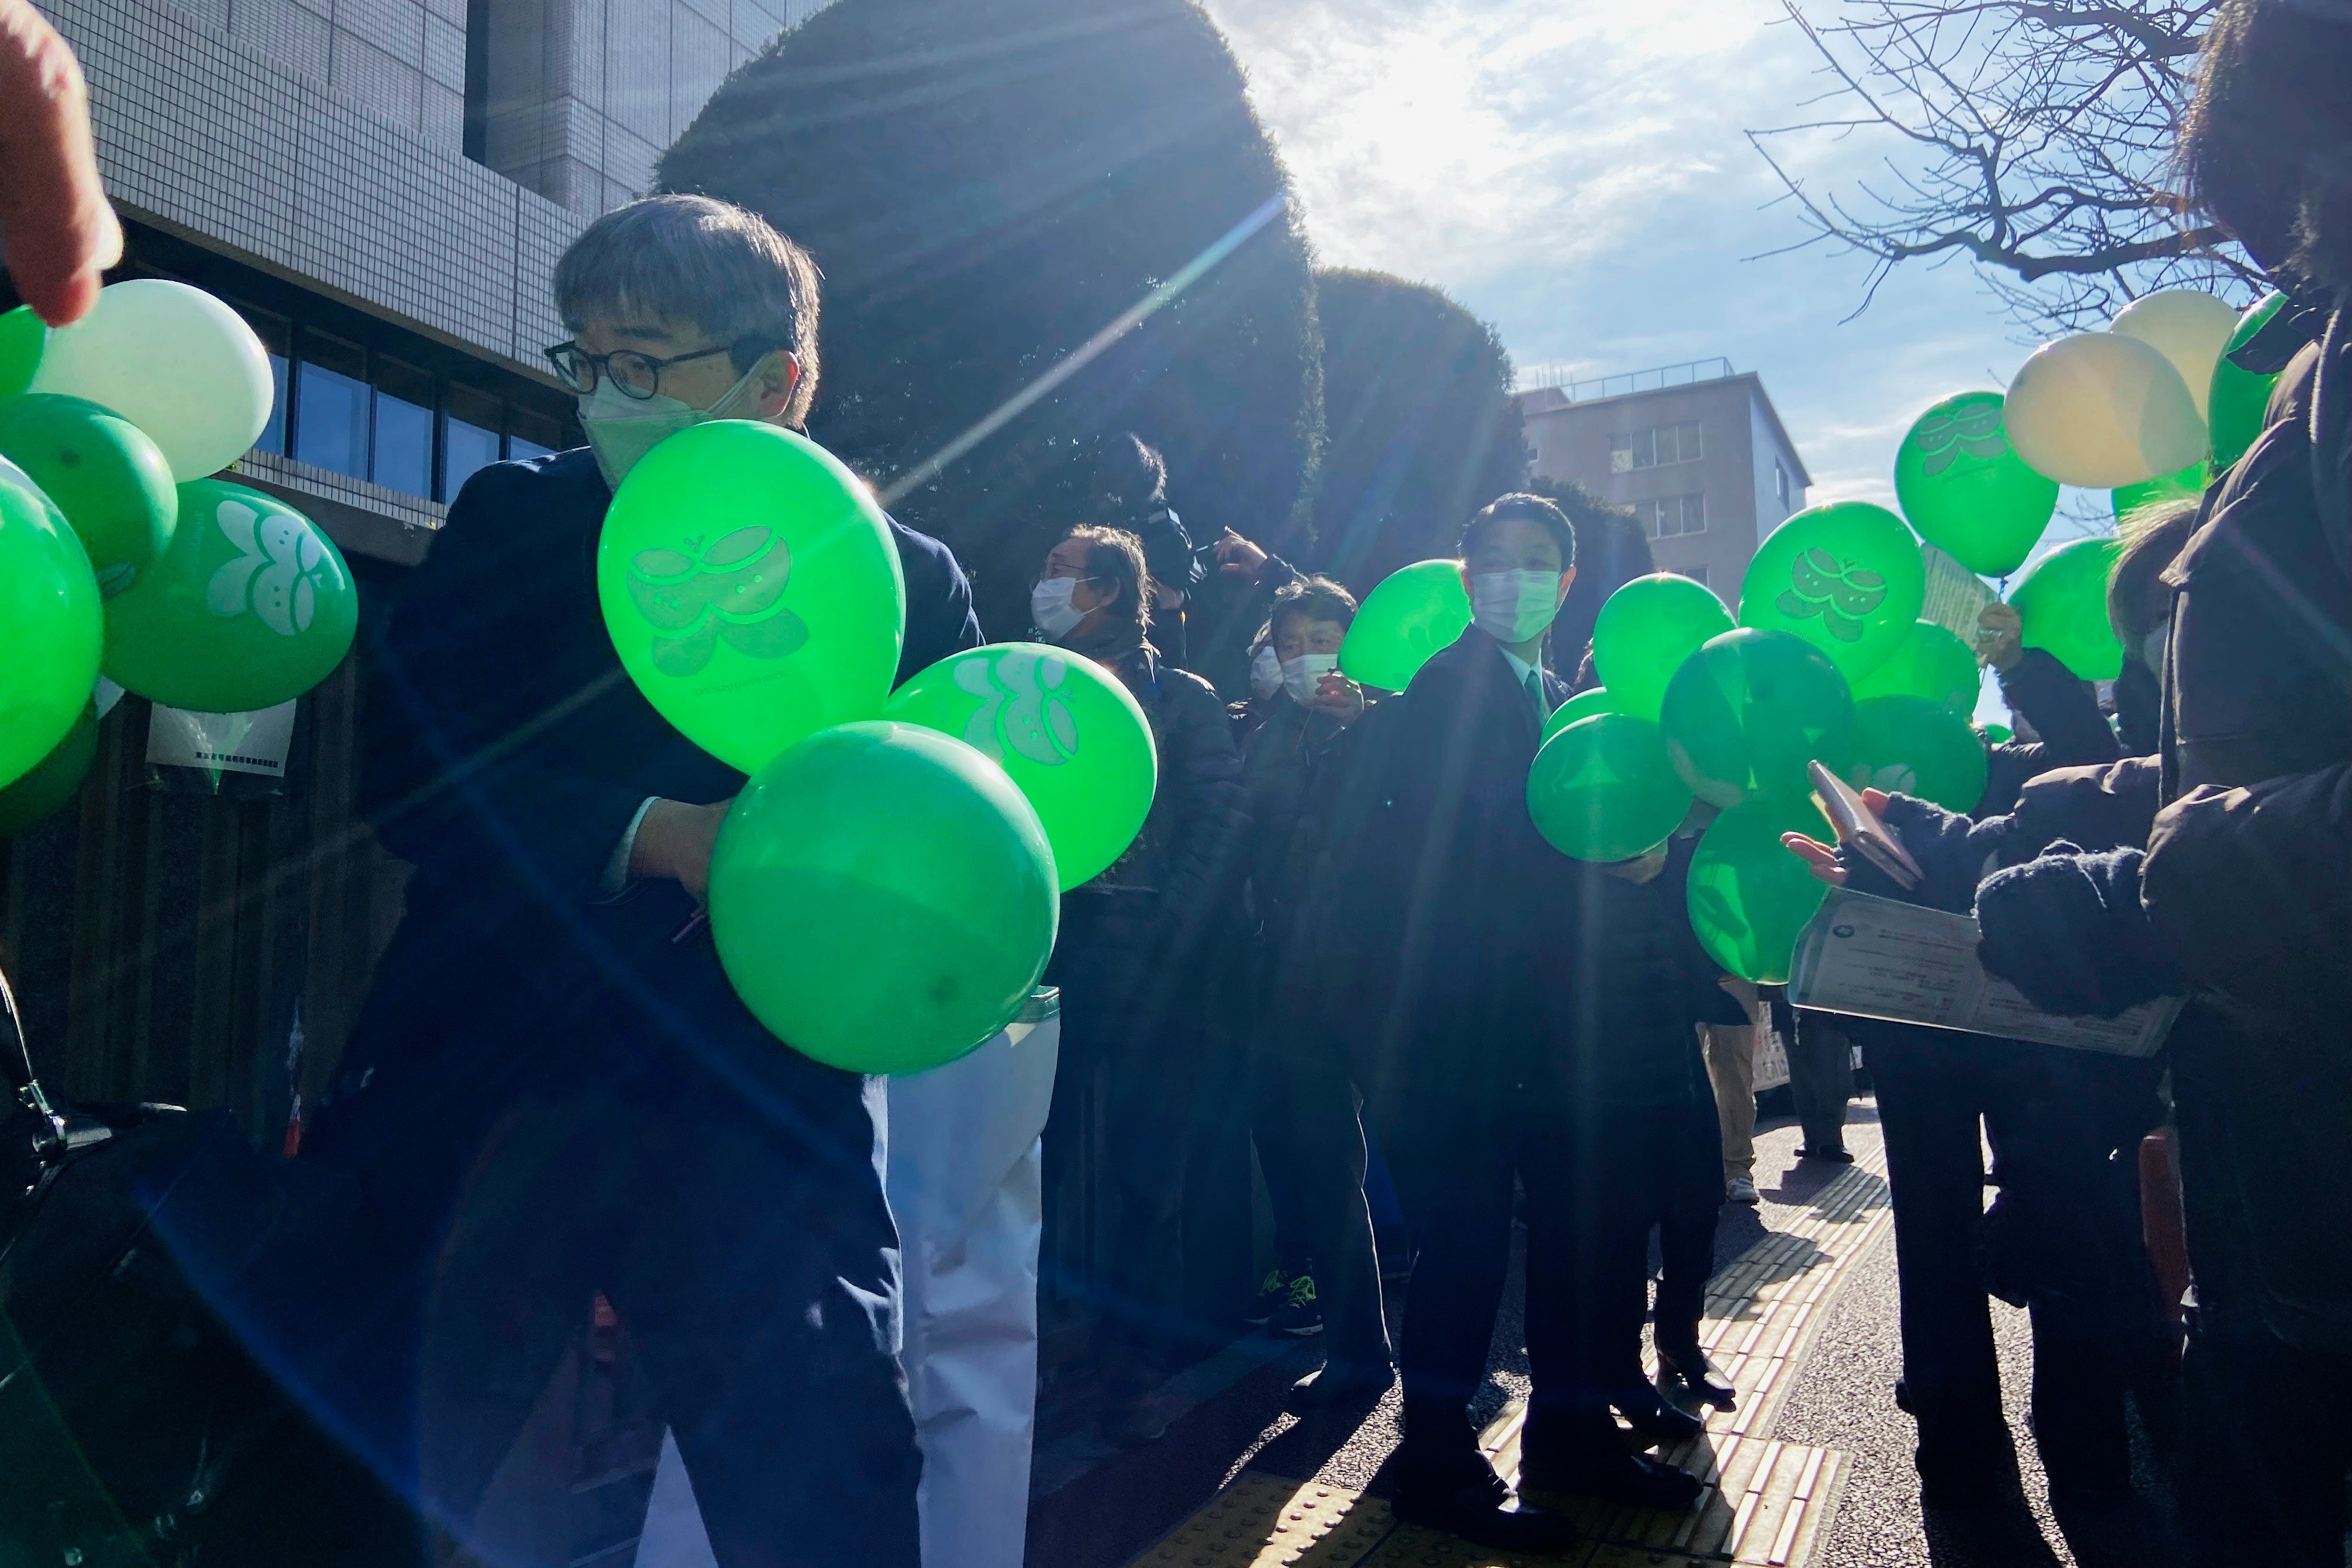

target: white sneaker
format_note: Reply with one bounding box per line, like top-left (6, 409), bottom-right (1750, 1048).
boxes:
top-left (1726, 1175), bottom-right (1760, 1205)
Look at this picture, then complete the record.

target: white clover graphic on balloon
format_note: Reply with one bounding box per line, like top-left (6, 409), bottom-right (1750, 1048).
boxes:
top-left (1907, 401), bottom-right (2009, 477)
top-left (1776, 548), bottom-right (1889, 645)
top-left (625, 526), bottom-right (807, 677)
top-left (953, 649), bottom-right (1079, 767)
top-left (204, 498), bottom-right (335, 636)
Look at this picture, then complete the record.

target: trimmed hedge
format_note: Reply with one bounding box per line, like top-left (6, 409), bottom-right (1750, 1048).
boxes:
top-left (1304, 268), bottom-right (1525, 593)
top-left (660, 0), bottom-right (1322, 640)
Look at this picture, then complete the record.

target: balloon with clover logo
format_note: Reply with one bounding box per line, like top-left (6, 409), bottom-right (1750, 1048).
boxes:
top-left (1686, 795), bottom-right (1836, 985)
top-left (1842, 695), bottom-right (1988, 814)
top-left (0, 458), bottom-right (103, 790)
top-left (883, 642), bottom-right (1157, 891)
top-left (1525, 713), bottom-right (1691, 863)
top-left (1661, 628), bottom-right (1856, 809)
top-left (598, 421), bottom-right (905, 773)
top-left (1892, 392), bottom-right (2059, 576)
top-left (1849, 620), bottom-right (1980, 716)
top-left (102, 478), bottom-right (357, 713)
top-left (1740, 503), bottom-right (1924, 684)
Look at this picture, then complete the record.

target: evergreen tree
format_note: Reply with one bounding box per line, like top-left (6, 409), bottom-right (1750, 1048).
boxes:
top-left (660, 0), bottom-right (1322, 639)
top-left (1304, 268), bottom-right (1525, 593)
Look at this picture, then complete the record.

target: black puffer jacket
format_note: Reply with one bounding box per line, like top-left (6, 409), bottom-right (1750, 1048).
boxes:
top-left (1063, 644), bottom-right (1261, 1034)
top-left (1233, 692), bottom-right (1357, 958)
top-left (2140, 310), bottom-right (2352, 1350)
top-left (1979, 650), bottom-right (2120, 814)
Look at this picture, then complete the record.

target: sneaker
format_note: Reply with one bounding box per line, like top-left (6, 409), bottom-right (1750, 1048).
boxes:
top-left (1268, 1269), bottom-right (1322, 1336)
top-left (1727, 1175), bottom-right (1760, 1205)
top-left (1245, 1266), bottom-right (1291, 1326)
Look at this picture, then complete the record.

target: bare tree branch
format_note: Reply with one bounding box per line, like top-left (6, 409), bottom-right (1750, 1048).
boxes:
top-left (1748, 0), bottom-right (2261, 334)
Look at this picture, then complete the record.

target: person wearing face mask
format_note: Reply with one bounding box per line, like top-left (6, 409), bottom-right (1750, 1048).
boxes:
top-left (1029, 526), bottom-right (1251, 1448)
top-left (1222, 578), bottom-right (1393, 1402)
top-left (1314, 493), bottom-right (1701, 1552)
top-left (295, 195), bottom-right (986, 1567)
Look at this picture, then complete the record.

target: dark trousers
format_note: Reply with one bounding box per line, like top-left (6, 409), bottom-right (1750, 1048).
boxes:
top-left (298, 1077), bottom-right (918, 1568)
top-left (1246, 988), bottom-right (1390, 1374)
top-left (436, 1093), bottom-right (914, 1567)
top-left (1650, 1094), bottom-right (1728, 1359)
top-left (1374, 1084), bottom-right (1625, 1496)
top-left (1867, 1031), bottom-right (2157, 1493)
top-left (1787, 1011), bottom-right (1853, 1156)
top-left (1044, 895), bottom-right (1202, 1390)
top-left (2171, 1042), bottom-right (2352, 1565)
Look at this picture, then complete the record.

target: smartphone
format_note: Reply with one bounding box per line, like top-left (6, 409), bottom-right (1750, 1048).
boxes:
top-left (1808, 759), bottom-right (1924, 891)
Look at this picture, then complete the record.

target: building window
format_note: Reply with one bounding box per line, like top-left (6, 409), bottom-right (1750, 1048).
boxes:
top-left (1774, 461), bottom-right (1791, 509)
top-left (443, 384), bottom-right (505, 500)
top-left (1610, 421), bottom-right (1703, 473)
top-left (1640, 492), bottom-right (1707, 539)
top-left (371, 358), bottom-right (436, 498)
top-left (224, 300), bottom-right (574, 503)
top-left (295, 330), bottom-right (370, 478)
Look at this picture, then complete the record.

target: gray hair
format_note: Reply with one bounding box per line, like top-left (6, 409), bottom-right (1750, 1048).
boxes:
top-left (552, 194), bottom-right (822, 427)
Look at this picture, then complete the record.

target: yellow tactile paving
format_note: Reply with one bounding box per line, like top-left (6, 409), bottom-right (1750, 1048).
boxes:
top-left (1127, 1152), bottom-right (1889, 1568)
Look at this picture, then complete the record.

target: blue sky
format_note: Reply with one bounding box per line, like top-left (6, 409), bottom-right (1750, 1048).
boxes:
top-left (1204, 0), bottom-right (2043, 516)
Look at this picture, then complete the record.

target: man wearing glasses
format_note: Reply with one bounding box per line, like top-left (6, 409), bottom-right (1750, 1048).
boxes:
top-left (300, 194), bottom-right (981, 1567)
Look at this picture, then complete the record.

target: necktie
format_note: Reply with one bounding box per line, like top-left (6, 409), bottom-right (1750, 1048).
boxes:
top-left (1525, 667), bottom-right (1549, 722)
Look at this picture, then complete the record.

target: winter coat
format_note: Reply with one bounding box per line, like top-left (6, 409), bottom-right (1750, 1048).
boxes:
top-left (2140, 313), bottom-right (2352, 1349)
top-left (1233, 692), bottom-right (1358, 961)
top-left (1979, 650), bottom-right (2121, 814)
top-left (1052, 640), bottom-right (1250, 1039)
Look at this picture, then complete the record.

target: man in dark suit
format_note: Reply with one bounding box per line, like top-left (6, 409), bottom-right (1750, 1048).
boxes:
top-left (296, 195), bottom-right (979, 1568)
top-left (1336, 494), bottom-right (1700, 1552)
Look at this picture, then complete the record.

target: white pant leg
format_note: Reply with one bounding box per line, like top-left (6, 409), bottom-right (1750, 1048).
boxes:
top-left (632, 997), bottom-right (1060, 1568)
top-left (889, 999), bottom-right (1060, 1568)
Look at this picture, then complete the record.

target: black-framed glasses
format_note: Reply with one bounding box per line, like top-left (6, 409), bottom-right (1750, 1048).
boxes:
top-left (544, 338), bottom-right (770, 400)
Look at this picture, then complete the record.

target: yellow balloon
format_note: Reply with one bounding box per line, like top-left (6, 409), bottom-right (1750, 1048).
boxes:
top-left (2108, 290), bottom-right (2240, 422)
top-left (2003, 333), bottom-right (2205, 489)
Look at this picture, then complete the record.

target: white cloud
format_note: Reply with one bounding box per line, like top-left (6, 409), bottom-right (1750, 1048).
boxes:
top-left (1206, 0), bottom-right (2036, 516)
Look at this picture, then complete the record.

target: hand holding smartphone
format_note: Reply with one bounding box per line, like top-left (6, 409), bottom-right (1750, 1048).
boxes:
top-left (1805, 760), bottom-right (1923, 891)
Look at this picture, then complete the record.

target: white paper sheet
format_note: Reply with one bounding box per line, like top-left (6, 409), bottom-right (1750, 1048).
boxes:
top-left (1789, 887), bottom-right (2182, 1056)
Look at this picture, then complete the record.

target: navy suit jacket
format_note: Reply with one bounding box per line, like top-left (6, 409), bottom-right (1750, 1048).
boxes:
top-left (330, 446), bottom-right (981, 1131)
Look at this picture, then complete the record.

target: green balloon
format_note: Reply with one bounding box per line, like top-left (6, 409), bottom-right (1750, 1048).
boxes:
top-left (1686, 795), bottom-right (1833, 986)
top-left (1592, 573), bottom-right (1734, 723)
top-left (1541, 685), bottom-right (1614, 744)
top-left (1843, 695), bottom-right (1989, 813)
top-left (1661, 628), bottom-right (1854, 808)
top-left (0, 393), bottom-right (177, 593)
top-left (2008, 537), bottom-right (2124, 681)
top-left (709, 721), bottom-right (1058, 1075)
top-left (599, 421), bottom-right (904, 774)
top-left (1982, 723), bottom-right (2013, 743)
top-left (2112, 460), bottom-right (2209, 524)
top-left (104, 479), bottom-right (358, 712)
top-left (883, 642), bottom-right (1157, 891)
top-left (1526, 713), bottom-right (1692, 862)
top-left (1740, 502), bottom-right (1926, 681)
top-left (2208, 291), bottom-right (2287, 474)
top-left (0, 699), bottom-right (97, 836)
top-left (1850, 620), bottom-right (1980, 716)
top-left (1338, 559), bottom-right (1471, 692)
top-left (1892, 391), bottom-right (2060, 576)
top-left (0, 307), bottom-right (43, 398)
top-left (0, 467), bottom-right (102, 789)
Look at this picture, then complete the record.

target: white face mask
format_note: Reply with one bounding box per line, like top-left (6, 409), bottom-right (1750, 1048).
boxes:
top-left (2140, 625), bottom-right (2168, 674)
top-left (1469, 569), bottom-right (1563, 645)
top-left (1281, 652), bottom-right (1340, 706)
top-left (578, 353), bottom-right (772, 490)
top-left (1249, 643), bottom-right (1283, 701)
top-left (1031, 576), bottom-right (1088, 641)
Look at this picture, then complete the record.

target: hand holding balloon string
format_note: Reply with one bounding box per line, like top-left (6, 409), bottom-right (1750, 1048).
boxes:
top-left (1974, 602), bottom-right (2024, 673)
top-left (631, 797), bottom-right (733, 904)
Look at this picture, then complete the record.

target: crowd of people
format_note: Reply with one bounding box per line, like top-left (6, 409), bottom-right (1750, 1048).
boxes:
top-left (1, 0), bottom-right (2347, 1562)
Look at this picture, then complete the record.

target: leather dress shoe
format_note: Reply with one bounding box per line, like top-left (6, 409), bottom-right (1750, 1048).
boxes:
top-left (1522, 1448), bottom-right (1704, 1511)
top-left (1657, 1343), bottom-right (1737, 1409)
top-left (1610, 1384), bottom-right (1705, 1448)
top-left (1392, 1479), bottom-right (1578, 1554)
